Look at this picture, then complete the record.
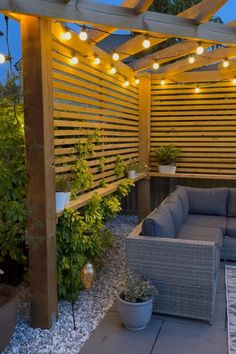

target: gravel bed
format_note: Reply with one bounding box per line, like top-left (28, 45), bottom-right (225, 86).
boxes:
top-left (3, 214), bottom-right (138, 354)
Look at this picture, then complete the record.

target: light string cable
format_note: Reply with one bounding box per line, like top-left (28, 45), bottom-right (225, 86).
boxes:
top-left (5, 16), bottom-right (19, 123)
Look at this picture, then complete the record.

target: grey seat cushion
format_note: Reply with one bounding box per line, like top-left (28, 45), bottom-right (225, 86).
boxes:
top-left (183, 214), bottom-right (227, 235)
top-left (227, 218), bottom-right (236, 238)
top-left (174, 187), bottom-right (189, 219)
top-left (177, 224), bottom-right (223, 248)
top-left (178, 186), bottom-right (228, 216)
top-left (165, 193), bottom-right (184, 233)
top-left (142, 204), bottom-right (175, 238)
top-left (228, 188), bottom-right (236, 217)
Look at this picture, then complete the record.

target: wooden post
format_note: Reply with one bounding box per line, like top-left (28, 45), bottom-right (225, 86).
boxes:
top-left (138, 73), bottom-right (151, 218)
top-left (21, 16), bottom-right (57, 329)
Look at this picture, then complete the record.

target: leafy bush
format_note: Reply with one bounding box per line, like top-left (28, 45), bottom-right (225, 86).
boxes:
top-left (120, 271), bottom-right (158, 303)
top-left (155, 145), bottom-right (181, 165)
top-left (0, 100), bottom-right (27, 266)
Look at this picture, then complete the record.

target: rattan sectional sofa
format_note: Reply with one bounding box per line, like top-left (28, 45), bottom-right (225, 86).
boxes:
top-left (126, 186), bottom-right (236, 323)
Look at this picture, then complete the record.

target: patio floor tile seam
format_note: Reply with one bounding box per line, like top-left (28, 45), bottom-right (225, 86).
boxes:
top-left (150, 320), bottom-right (164, 354)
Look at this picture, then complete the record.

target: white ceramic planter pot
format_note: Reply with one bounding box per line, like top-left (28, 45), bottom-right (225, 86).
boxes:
top-left (64, 192), bottom-right (71, 206)
top-left (158, 165), bottom-right (176, 174)
top-left (56, 192), bottom-right (66, 212)
top-left (127, 170), bottom-right (138, 179)
top-left (118, 295), bottom-right (153, 331)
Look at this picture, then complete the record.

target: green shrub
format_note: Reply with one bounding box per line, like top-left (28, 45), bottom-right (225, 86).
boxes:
top-left (155, 145), bottom-right (181, 165)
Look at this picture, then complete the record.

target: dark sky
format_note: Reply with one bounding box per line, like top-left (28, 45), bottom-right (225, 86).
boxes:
top-left (0, 0), bottom-right (235, 82)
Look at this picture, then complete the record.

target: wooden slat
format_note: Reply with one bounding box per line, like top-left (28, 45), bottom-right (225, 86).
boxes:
top-left (150, 172), bottom-right (236, 180)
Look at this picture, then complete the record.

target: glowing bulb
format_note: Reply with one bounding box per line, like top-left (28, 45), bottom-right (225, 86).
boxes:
top-left (135, 78), bottom-right (140, 85)
top-left (94, 55), bottom-right (101, 65)
top-left (61, 31), bottom-right (71, 40)
top-left (71, 56), bottom-right (78, 65)
top-left (195, 86), bottom-right (200, 93)
top-left (160, 79), bottom-right (165, 86)
top-left (0, 54), bottom-right (5, 64)
top-left (143, 35), bottom-right (150, 49)
top-left (79, 26), bottom-right (88, 41)
top-left (112, 52), bottom-right (119, 61)
top-left (196, 44), bottom-right (204, 55)
top-left (153, 61), bottom-right (160, 70)
top-left (124, 79), bottom-right (130, 87)
top-left (188, 56), bottom-right (195, 64)
top-left (232, 78), bottom-right (236, 85)
top-left (223, 58), bottom-right (229, 68)
top-left (109, 65), bottom-right (116, 74)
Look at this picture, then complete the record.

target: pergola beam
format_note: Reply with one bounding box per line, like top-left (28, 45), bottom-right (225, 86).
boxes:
top-left (1, 0), bottom-right (236, 47)
top-left (157, 47), bottom-right (236, 77)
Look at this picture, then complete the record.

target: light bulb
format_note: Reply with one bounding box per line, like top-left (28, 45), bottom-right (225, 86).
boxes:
top-left (112, 52), bottom-right (119, 61)
top-left (71, 56), bottom-right (78, 65)
top-left (196, 44), bottom-right (204, 55)
top-left (94, 55), bottom-right (101, 65)
top-left (188, 56), bottom-right (195, 64)
top-left (143, 35), bottom-right (150, 49)
top-left (223, 58), bottom-right (229, 68)
top-left (160, 79), bottom-right (165, 86)
top-left (135, 78), bottom-right (140, 85)
top-left (79, 26), bottom-right (88, 41)
top-left (61, 31), bottom-right (71, 40)
top-left (153, 61), bottom-right (160, 70)
top-left (195, 86), bottom-right (200, 93)
top-left (0, 54), bottom-right (5, 64)
top-left (124, 79), bottom-right (130, 87)
top-left (109, 65), bottom-right (116, 74)
top-left (232, 78), bottom-right (236, 85)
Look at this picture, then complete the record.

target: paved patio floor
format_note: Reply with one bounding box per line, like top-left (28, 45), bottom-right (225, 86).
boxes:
top-left (79, 263), bottom-right (228, 354)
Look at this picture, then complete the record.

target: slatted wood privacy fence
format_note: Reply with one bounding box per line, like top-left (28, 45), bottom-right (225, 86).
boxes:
top-left (52, 40), bottom-right (139, 191)
top-left (151, 80), bottom-right (236, 175)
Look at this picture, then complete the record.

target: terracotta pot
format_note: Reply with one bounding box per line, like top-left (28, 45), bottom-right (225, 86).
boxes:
top-left (0, 284), bottom-right (17, 352)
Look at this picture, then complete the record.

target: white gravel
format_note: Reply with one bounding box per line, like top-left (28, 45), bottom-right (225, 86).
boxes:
top-left (3, 214), bottom-right (138, 354)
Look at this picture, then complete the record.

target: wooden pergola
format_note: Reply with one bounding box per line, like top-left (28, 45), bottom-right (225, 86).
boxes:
top-left (1, 0), bottom-right (236, 329)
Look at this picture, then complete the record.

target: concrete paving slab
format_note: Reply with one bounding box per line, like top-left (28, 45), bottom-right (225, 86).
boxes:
top-left (152, 321), bottom-right (227, 354)
top-left (79, 311), bottom-right (163, 354)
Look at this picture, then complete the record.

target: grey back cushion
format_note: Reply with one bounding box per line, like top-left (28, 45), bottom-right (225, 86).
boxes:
top-left (228, 188), bottom-right (236, 216)
top-left (165, 193), bottom-right (184, 233)
top-left (174, 187), bottom-right (189, 219)
top-left (179, 186), bottom-right (228, 216)
top-left (142, 204), bottom-right (176, 238)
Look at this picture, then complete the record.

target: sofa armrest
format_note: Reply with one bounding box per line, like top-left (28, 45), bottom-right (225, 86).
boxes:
top-left (126, 230), bottom-right (216, 287)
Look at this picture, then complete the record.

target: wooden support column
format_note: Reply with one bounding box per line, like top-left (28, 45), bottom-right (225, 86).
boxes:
top-left (21, 16), bottom-right (57, 329)
top-left (138, 73), bottom-right (151, 218)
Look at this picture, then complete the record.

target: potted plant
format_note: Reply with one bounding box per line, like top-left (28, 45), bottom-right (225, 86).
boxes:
top-left (126, 159), bottom-right (140, 179)
top-left (118, 272), bottom-right (158, 331)
top-left (0, 269), bottom-right (17, 352)
top-left (155, 144), bottom-right (181, 174)
top-left (55, 175), bottom-right (71, 212)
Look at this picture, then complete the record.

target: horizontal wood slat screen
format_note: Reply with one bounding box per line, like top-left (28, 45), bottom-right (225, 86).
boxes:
top-left (151, 80), bottom-right (236, 175)
top-left (52, 40), bottom-right (139, 191)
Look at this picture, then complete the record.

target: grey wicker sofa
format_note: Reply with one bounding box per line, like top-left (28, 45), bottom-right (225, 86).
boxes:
top-left (126, 186), bottom-right (236, 323)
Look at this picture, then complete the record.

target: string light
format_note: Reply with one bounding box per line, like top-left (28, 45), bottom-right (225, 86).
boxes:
top-left (195, 85), bottom-right (200, 93)
top-left (112, 52), bottom-right (120, 61)
top-left (70, 55), bottom-right (79, 65)
top-left (153, 61), bottom-right (160, 70)
top-left (124, 78), bottom-right (130, 87)
top-left (109, 64), bottom-right (116, 74)
top-left (196, 43), bottom-right (204, 55)
top-left (79, 25), bottom-right (88, 41)
top-left (160, 79), bottom-right (165, 86)
top-left (223, 58), bottom-right (229, 68)
top-left (61, 30), bottom-right (72, 40)
top-left (232, 78), bottom-right (236, 85)
top-left (0, 54), bottom-right (6, 64)
top-left (93, 55), bottom-right (101, 65)
top-left (135, 78), bottom-right (140, 85)
top-left (188, 55), bottom-right (195, 64)
top-left (143, 35), bottom-right (151, 49)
